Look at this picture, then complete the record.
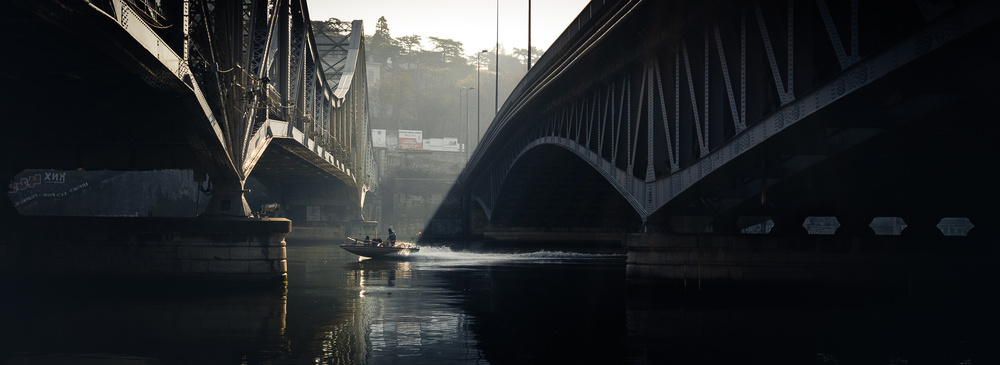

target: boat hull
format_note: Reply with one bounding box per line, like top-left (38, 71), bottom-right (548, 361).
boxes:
top-left (339, 244), bottom-right (419, 258)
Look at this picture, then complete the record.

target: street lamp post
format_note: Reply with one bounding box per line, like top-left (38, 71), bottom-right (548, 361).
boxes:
top-left (466, 87), bottom-right (475, 158)
top-left (528, 0), bottom-right (532, 70)
top-left (459, 87), bottom-right (469, 155)
top-left (496, 0), bottom-right (500, 116)
top-left (477, 50), bottom-right (487, 149)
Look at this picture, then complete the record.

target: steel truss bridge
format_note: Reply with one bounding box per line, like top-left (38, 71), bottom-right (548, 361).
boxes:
top-left (1, 0), bottom-right (374, 218)
top-left (457, 0), bottom-right (1000, 237)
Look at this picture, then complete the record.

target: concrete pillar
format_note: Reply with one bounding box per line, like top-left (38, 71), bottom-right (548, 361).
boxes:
top-left (835, 214), bottom-right (875, 237)
top-left (203, 177), bottom-right (251, 217)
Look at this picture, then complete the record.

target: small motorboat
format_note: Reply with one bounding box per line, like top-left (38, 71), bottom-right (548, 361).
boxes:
top-left (340, 237), bottom-right (419, 258)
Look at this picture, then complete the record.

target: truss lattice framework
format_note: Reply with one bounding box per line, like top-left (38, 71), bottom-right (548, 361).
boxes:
top-left (169, 0), bottom-right (373, 187)
top-left (468, 0), bottom-right (985, 222)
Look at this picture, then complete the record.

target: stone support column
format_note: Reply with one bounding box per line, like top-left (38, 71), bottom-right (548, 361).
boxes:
top-left (203, 177), bottom-right (251, 217)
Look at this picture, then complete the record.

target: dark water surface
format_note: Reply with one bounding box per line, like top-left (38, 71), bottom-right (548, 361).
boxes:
top-left (2, 240), bottom-right (997, 364)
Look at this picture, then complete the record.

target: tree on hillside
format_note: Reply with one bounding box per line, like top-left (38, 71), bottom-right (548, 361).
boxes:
top-left (313, 17), bottom-right (351, 34)
top-left (397, 35), bottom-right (423, 54)
top-left (472, 46), bottom-right (528, 133)
top-left (428, 37), bottom-right (465, 63)
top-left (379, 72), bottom-right (416, 130)
top-left (367, 16), bottom-right (399, 64)
top-left (357, 15), bottom-right (544, 146)
top-left (512, 46), bottom-right (544, 68)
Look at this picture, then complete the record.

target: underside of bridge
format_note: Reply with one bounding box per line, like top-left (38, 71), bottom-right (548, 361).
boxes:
top-left (2, 0), bottom-right (372, 223)
top-left (490, 145), bottom-right (642, 232)
top-left (248, 141), bottom-right (363, 239)
top-left (646, 18), bottom-right (1000, 233)
top-left (1, 0), bottom-right (371, 284)
top-left (457, 0), bottom-right (1000, 240)
top-left (0, 3), bottom-right (204, 174)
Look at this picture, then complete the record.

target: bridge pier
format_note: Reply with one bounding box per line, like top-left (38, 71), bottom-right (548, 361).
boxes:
top-left (0, 216), bottom-right (289, 288)
top-left (203, 177), bottom-right (252, 217)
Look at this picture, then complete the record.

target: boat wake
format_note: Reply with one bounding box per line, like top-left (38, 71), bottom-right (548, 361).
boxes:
top-left (403, 246), bottom-right (624, 268)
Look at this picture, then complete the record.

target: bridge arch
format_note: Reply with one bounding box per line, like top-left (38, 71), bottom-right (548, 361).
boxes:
top-left (481, 140), bottom-right (644, 232)
top-left (458, 0), bottom-right (1000, 237)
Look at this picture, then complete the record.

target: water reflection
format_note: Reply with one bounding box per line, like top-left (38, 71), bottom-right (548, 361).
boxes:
top-left (0, 283), bottom-right (288, 364)
top-left (287, 242), bottom-right (487, 364)
top-left (3, 242), bottom-right (993, 364)
top-left (287, 243), bottom-right (628, 364)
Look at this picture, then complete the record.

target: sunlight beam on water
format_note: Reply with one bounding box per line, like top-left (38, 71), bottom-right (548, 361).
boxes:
top-left (389, 246), bottom-right (626, 269)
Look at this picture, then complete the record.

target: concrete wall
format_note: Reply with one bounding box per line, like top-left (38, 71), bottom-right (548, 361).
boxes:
top-left (0, 216), bottom-right (289, 286)
top-left (9, 170), bottom-right (207, 217)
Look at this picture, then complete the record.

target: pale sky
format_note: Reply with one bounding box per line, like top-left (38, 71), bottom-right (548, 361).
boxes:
top-left (307, 0), bottom-right (591, 56)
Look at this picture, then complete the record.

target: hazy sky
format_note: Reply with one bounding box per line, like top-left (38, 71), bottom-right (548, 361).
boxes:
top-left (307, 0), bottom-right (591, 56)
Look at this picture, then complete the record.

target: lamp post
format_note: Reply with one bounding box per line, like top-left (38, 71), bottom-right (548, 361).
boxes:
top-left (459, 87), bottom-right (469, 155)
top-left (528, 0), bottom-right (532, 70)
top-left (477, 50), bottom-right (487, 149)
top-left (495, 0), bottom-right (500, 116)
top-left (465, 87), bottom-right (475, 158)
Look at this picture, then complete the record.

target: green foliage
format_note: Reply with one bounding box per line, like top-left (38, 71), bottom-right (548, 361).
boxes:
top-left (366, 16), bottom-right (400, 64)
top-left (427, 37), bottom-right (465, 63)
top-left (398, 35), bottom-right (422, 54)
top-left (360, 18), bottom-right (540, 145)
top-left (512, 46), bottom-right (544, 66)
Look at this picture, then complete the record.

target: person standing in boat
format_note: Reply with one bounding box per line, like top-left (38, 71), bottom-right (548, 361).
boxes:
top-left (387, 228), bottom-right (397, 246)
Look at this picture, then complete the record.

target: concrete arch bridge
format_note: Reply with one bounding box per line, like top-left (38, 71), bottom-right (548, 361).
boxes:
top-left (430, 0), bottom-right (1000, 283)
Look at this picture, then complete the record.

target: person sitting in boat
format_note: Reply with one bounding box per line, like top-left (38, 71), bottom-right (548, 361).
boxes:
top-left (364, 236), bottom-right (371, 245)
top-left (387, 228), bottom-right (397, 246)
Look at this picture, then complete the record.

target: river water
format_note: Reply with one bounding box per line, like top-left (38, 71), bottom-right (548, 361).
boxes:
top-left (1, 240), bottom-right (996, 364)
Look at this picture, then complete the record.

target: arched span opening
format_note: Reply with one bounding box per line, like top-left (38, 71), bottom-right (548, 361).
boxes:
top-left (489, 145), bottom-right (643, 233)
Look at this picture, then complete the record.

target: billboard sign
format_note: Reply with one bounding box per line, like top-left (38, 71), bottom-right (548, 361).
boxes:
top-left (372, 129), bottom-right (387, 148)
top-left (423, 137), bottom-right (460, 152)
top-left (398, 129), bottom-right (423, 150)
